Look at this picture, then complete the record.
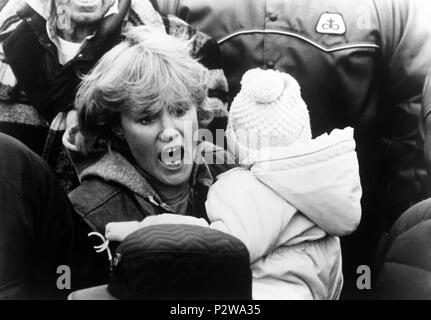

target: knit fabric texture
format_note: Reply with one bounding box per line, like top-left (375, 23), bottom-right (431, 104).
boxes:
top-left (226, 68), bottom-right (312, 163)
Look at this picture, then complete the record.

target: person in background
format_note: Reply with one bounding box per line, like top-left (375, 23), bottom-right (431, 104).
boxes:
top-left (0, 0), bottom-right (228, 193)
top-left (154, 0), bottom-right (431, 298)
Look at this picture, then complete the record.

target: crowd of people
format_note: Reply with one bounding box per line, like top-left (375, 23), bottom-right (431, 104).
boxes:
top-left (0, 0), bottom-right (431, 300)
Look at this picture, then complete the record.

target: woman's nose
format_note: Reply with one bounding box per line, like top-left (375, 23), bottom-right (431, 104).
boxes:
top-left (159, 128), bottom-right (180, 142)
top-left (158, 112), bottom-right (181, 142)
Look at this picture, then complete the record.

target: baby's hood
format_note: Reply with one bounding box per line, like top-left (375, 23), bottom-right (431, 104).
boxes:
top-left (248, 127), bottom-right (362, 236)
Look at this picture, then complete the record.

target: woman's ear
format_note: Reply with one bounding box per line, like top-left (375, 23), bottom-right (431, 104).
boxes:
top-left (198, 109), bottom-right (215, 128)
top-left (112, 126), bottom-right (124, 139)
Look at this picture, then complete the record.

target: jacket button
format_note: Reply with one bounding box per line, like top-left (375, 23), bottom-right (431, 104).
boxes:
top-left (266, 61), bottom-right (275, 69)
top-left (269, 13), bottom-right (278, 22)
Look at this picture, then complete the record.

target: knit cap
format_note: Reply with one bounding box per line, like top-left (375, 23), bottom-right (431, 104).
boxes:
top-left (226, 68), bottom-right (312, 163)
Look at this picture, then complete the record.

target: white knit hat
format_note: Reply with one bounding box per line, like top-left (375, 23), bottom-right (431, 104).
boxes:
top-left (226, 68), bottom-right (312, 163)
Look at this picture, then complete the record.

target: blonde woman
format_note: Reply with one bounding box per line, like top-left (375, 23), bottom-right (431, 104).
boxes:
top-left (0, 25), bottom-right (231, 299)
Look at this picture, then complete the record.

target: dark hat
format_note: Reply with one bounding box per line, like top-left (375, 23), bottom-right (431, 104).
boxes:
top-left (68, 224), bottom-right (252, 300)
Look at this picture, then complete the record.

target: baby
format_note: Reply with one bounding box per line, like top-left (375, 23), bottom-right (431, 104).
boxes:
top-left (105, 68), bottom-right (362, 300)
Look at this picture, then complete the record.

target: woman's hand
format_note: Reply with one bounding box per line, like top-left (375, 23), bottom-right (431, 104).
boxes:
top-left (105, 220), bottom-right (141, 242)
top-left (137, 214), bottom-right (210, 230)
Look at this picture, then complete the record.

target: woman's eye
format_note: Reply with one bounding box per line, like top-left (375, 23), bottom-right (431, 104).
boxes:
top-left (139, 115), bottom-right (157, 125)
top-left (173, 107), bottom-right (187, 118)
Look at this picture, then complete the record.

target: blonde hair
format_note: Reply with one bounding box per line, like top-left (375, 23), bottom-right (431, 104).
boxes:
top-left (75, 26), bottom-right (211, 152)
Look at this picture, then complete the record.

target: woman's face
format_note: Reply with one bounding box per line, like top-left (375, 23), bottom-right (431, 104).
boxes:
top-left (55, 0), bottom-right (114, 25)
top-left (120, 103), bottom-right (199, 187)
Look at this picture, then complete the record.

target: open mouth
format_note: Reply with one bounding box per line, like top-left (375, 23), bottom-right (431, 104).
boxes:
top-left (75, 0), bottom-right (100, 11)
top-left (159, 145), bottom-right (185, 170)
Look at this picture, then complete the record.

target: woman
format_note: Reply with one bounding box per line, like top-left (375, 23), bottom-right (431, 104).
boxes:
top-left (0, 25), bottom-right (231, 299)
top-left (60, 26), bottom-right (236, 288)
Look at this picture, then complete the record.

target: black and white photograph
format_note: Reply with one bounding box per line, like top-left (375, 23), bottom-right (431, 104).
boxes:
top-left (0, 0), bottom-right (431, 305)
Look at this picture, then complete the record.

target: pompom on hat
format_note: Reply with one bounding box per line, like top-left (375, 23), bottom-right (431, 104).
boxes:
top-left (226, 68), bottom-right (312, 163)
